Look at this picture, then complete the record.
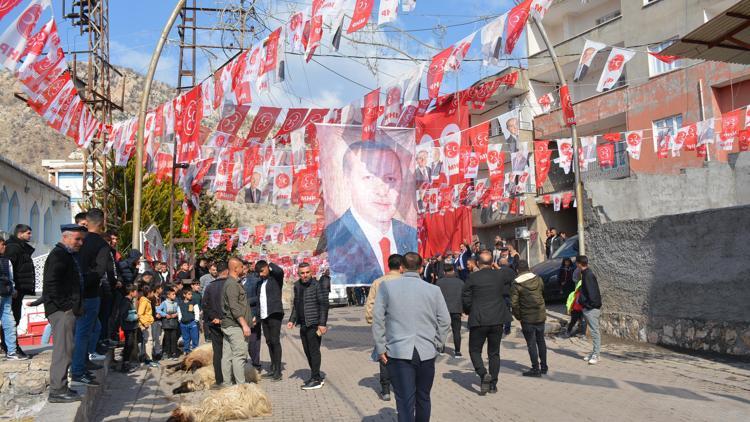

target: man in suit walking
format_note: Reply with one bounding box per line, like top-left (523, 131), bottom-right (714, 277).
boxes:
top-left (462, 250), bottom-right (514, 395)
top-left (455, 243), bottom-right (471, 281)
top-left (372, 252), bottom-right (450, 422)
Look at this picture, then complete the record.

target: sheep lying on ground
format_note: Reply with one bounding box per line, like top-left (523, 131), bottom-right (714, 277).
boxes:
top-left (167, 383), bottom-right (272, 421)
top-left (172, 362), bottom-right (260, 394)
top-left (165, 344), bottom-right (213, 373)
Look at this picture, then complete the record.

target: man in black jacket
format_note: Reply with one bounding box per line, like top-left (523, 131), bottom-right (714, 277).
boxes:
top-left (287, 262), bottom-right (329, 390)
top-left (577, 256), bottom-right (603, 365)
top-left (202, 261), bottom-right (228, 386)
top-left (255, 260), bottom-right (285, 380)
top-left (1, 224), bottom-right (35, 358)
top-left (71, 208), bottom-right (113, 385)
top-left (44, 224), bottom-right (87, 403)
top-left (436, 264), bottom-right (464, 357)
top-left (462, 250), bottom-right (514, 395)
top-left (244, 268), bottom-right (263, 371)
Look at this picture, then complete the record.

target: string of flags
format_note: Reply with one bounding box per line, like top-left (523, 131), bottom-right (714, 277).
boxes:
top-left (205, 218), bottom-right (326, 251)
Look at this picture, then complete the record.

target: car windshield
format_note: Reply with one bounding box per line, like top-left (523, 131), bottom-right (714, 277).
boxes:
top-left (551, 236), bottom-right (579, 259)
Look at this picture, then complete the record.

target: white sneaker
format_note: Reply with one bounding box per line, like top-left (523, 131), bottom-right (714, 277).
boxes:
top-left (588, 355), bottom-right (599, 365)
top-left (89, 353), bottom-right (107, 361)
top-left (582, 354), bottom-right (591, 362)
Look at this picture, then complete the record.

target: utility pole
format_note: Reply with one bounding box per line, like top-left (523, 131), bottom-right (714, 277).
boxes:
top-left (531, 16), bottom-right (586, 255)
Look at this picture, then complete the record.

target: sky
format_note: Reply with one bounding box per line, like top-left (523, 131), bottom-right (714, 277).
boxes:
top-left (44, 0), bottom-right (523, 109)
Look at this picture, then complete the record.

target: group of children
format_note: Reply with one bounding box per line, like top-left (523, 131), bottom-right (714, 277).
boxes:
top-left (117, 274), bottom-right (203, 372)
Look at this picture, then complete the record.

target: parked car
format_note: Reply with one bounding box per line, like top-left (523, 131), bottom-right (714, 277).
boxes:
top-left (531, 235), bottom-right (579, 302)
top-left (328, 284), bottom-right (348, 306)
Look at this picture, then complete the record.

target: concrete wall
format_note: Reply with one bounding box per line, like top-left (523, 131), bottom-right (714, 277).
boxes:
top-left (586, 153), bottom-right (750, 222)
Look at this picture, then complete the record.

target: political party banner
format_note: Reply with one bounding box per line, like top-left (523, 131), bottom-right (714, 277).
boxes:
top-left (480, 13), bottom-right (505, 66)
top-left (597, 47), bottom-right (636, 92)
top-left (573, 39), bottom-right (607, 82)
top-left (555, 138), bottom-right (574, 174)
top-left (625, 130), bottom-right (643, 159)
top-left (498, 108), bottom-right (520, 153)
top-left (316, 123), bottom-right (417, 286)
top-left (141, 224), bottom-right (167, 263)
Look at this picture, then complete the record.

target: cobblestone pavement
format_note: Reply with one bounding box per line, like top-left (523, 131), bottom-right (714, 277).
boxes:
top-left (93, 306), bottom-right (750, 421)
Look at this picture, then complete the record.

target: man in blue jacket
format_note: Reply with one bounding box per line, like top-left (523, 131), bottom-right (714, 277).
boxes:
top-left (244, 264), bottom-right (263, 371)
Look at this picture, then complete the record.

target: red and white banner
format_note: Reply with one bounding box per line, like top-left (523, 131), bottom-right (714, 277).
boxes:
top-left (574, 39), bottom-right (606, 82)
top-left (377, 0), bottom-right (398, 26)
top-left (739, 130), bottom-right (750, 152)
top-left (480, 13), bottom-right (506, 65)
top-left (722, 109), bottom-right (743, 139)
top-left (216, 104), bottom-right (250, 138)
top-left (504, 0), bottom-right (531, 54)
top-left (0, 0), bottom-right (46, 70)
top-left (348, 0), bottom-right (374, 33)
top-left (274, 108), bottom-right (309, 142)
top-left (465, 122), bottom-right (489, 162)
top-left (597, 47), bottom-right (636, 92)
top-left (176, 85), bottom-right (203, 162)
top-left (597, 142), bottom-right (615, 168)
top-left (530, 0), bottom-right (554, 20)
top-left (537, 91), bottom-right (555, 113)
top-left (560, 84), bottom-right (575, 126)
top-left (403, 0), bottom-right (416, 12)
top-left (246, 106), bottom-right (281, 142)
top-left (486, 143), bottom-right (503, 175)
top-left (445, 31), bottom-right (476, 72)
top-left (427, 46), bottom-right (452, 99)
top-left (362, 88), bottom-right (380, 140)
top-left (555, 138), bottom-right (573, 174)
top-left (288, 11), bottom-right (305, 52)
top-left (257, 27), bottom-right (282, 92)
top-left (463, 152), bottom-right (479, 179)
top-left (625, 130), bottom-right (643, 159)
top-left (381, 84), bottom-right (402, 127)
top-left (272, 165), bottom-right (293, 206)
top-left (442, 132), bottom-right (461, 177)
top-left (534, 140), bottom-right (552, 189)
top-left (0, 0), bottom-right (23, 22)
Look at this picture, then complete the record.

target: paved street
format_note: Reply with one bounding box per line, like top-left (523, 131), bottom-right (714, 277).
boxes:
top-left (93, 306), bottom-right (750, 421)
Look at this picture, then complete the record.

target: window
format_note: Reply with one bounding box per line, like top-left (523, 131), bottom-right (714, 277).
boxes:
top-left (43, 208), bottom-right (53, 245)
top-left (0, 188), bottom-right (7, 233)
top-left (29, 202), bottom-right (39, 240)
top-left (8, 192), bottom-right (19, 232)
top-left (595, 10), bottom-right (621, 26)
top-left (648, 39), bottom-right (683, 76)
top-left (652, 115), bottom-right (683, 148)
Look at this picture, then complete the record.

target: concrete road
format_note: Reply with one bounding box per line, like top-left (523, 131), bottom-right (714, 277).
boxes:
top-left (93, 306), bottom-right (750, 421)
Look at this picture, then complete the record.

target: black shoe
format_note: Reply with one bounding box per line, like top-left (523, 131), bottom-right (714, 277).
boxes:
top-left (489, 383), bottom-right (498, 394)
top-left (301, 379), bottom-right (323, 390)
top-left (86, 360), bottom-right (104, 371)
top-left (5, 352), bottom-right (29, 361)
top-left (271, 371), bottom-right (282, 382)
top-left (48, 390), bottom-right (82, 403)
top-left (71, 375), bottom-right (100, 386)
top-left (210, 383), bottom-right (224, 391)
top-left (454, 352), bottom-right (463, 358)
top-left (523, 368), bottom-right (542, 377)
top-left (479, 373), bottom-right (492, 396)
top-left (15, 347), bottom-right (28, 359)
top-left (540, 366), bottom-right (548, 375)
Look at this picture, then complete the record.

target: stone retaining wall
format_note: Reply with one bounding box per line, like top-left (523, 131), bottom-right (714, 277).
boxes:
top-left (0, 350), bottom-right (51, 419)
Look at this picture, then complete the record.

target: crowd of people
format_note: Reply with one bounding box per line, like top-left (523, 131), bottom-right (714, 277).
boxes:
top-left (0, 210), bottom-right (604, 422)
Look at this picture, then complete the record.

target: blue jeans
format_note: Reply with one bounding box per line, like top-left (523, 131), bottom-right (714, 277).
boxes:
top-left (179, 321), bottom-right (199, 353)
top-left (1, 296), bottom-right (17, 355)
top-left (72, 297), bottom-right (101, 377)
top-left (387, 349), bottom-right (435, 422)
top-left (583, 308), bottom-right (601, 356)
top-left (41, 323), bottom-right (52, 345)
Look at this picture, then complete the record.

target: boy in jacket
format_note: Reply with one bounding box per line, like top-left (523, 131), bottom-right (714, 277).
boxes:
top-left (511, 260), bottom-right (548, 377)
top-left (120, 285), bottom-right (140, 373)
top-left (137, 285), bottom-right (157, 367)
top-left (577, 256), bottom-right (603, 365)
top-left (157, 289), bottom-right (180, 359)
top-left (177, 288), bottom-right (200, 354)
top-left (287, 262), bottom-right (329, 390)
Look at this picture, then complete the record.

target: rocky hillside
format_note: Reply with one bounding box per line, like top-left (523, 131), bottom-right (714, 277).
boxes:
top-left (0, 66), bottom-right (176, 178)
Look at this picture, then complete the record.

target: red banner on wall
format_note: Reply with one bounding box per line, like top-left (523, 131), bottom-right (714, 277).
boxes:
top-left (560, 84), bottom-right (575, 126)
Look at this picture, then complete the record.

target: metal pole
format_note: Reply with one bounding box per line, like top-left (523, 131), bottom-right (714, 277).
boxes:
top-left (132, 0), bottom-right (186, 250)
top-left (531, 16), bottom-right (586, 255)
top-left (697, 79), bottom-right (710, 162)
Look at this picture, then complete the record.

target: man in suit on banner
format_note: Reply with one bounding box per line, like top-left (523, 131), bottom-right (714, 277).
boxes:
top-left (326, 141), bottom-right (417, 285)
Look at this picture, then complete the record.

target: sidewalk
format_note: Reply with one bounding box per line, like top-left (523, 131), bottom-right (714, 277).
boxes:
top-left (93, 306), bottom-right (750, 421)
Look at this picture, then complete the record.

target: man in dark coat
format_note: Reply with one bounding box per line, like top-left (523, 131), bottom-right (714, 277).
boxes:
top-left (243, 267), bottom-right (263, 371)
top-left (2, 224), bottom-right (35, 358)
top-left (255, 260), bottom-right (285, 380)
top-left (577, 255), bottom-right (603, 365)
top-left (44, 224), bottom-right (87, 403)
top-left (511, 260), bottom-right (548, 377)
top-left (462, 250), bottom-right (514, 395)
top-left (202, 261), bottom-right (228, 386)
top-left (287, 262), bottom-right (329, 390)
top-left (436, 264), bottom-right (464, 357)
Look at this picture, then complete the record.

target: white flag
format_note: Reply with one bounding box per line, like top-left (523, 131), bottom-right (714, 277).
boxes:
top-left (625, 130), bottom-right (643, 160)
top-left (378, 0), bottom-right (398, 26)
top-left (445, 31), bottom-right (476, 72)
top-left (442, 132), bottom-right (461, 177)
top-left (480, 14), bottom-right (506, 66)
top-left (288, 11), bottom-right (305, 53)
top-left (596, 47), bottom-right (635, 92)
top-left (574, 39), bottom-right (607, 82)
top-left (530, 0), bottom-right (554, 20)
top-left (555, 138), bottom-right (574, 174)
top-left (0, 0), bottom-right (48, 70)
top-left (537, 92), bottom-right (555, 113)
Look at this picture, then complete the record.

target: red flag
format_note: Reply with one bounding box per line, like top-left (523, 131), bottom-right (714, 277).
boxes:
top-left (275, 108), bottom-right (309, 142)
top-left (292, 167), bottom-right (320, 206)
top-left (603, 133), bottom-right (621, 143)
top-left (739, 130), bottom-right (750, 152)
top-left (427, 47), bottom-right (453, 99)
top-left (0, 0), bottom-right (23, 21)
top-left (682, 123), bottom-right (698, 151)
top-left (348, 0), bottom-right (374, 34)
top-left (465, 122), bottom-right (489, 162)
top-left (306, 15), bottom-right (323, 62)
top-left (504, 0), bottom-right (531, 54)
top-left (181, 201), bottom-right (194, 234)
top-left (283, 222), bottom-right (296, 242)
top-left (597, 142), bottom-right (615, 168)
top-left (245, 106), bottom-right (281, 142)
top-left (362, 88), bottom-right (380, 141)
top-left (176, 85), bottom-right (203, 162)
top-left (300, 108), bottom-right (330, 128)
top-left (534, 140), bottom-right (551, 189)
top-left (562, 191), bottom-right (573, 209)
top-left (648, 52), bottom-right (679, 64)
top-left (216, 105), bottom-right (251, 137)
top-left (560, 84), bottom-right (575, 126)
top-left (254, 225), bottom-right (266, 245)
top-left (722, 109), bottom-right (743, 139)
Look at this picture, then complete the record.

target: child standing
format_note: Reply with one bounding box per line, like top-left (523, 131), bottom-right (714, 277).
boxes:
top-left (137, 285), bottom-right (158, 367)
top-left (157, 289), bottom-right (180, 359)
top-left (177, 288), bottom-right (200, 354)
top-left (120, 285), bottom-right (140, 373)
top-left (150, 284), bottom-right (164, 361)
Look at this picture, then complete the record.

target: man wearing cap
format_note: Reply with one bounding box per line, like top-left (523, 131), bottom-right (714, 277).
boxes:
top-left (44, 224), bottom-right (87, 403)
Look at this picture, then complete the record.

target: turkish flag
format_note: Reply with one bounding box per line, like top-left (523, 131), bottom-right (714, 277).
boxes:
top-left (504, 0), bottom-right (531, 54)
top-left (348, 0), bottom-right (374, 34)
top-left (246, 106), bottom-right (281, 142)
top-left (560, 84), bottom-right (575, 126)
top-left (597, 142), bottom-right (615, 168)
top-left (362, 88), bottom-right (380, 140)
top-left (427, 46), bottom-right (452, 99)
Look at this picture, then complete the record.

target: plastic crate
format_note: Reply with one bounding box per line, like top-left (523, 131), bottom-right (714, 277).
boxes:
top-left (18, 333), bottom-right (42, 346)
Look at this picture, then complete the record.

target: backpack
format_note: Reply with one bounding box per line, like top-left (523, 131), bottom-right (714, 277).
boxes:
top-left (0, 259), bottom-right (13, 297)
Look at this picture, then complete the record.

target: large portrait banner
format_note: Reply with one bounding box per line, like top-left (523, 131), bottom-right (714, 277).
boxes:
top-left (316, 123), bottom-right (418, 286)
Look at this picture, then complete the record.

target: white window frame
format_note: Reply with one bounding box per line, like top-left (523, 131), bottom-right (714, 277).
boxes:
top-left (652, 114), bottom-right (683, 142)
top-left (648, 39), bottom-right (683, 77)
